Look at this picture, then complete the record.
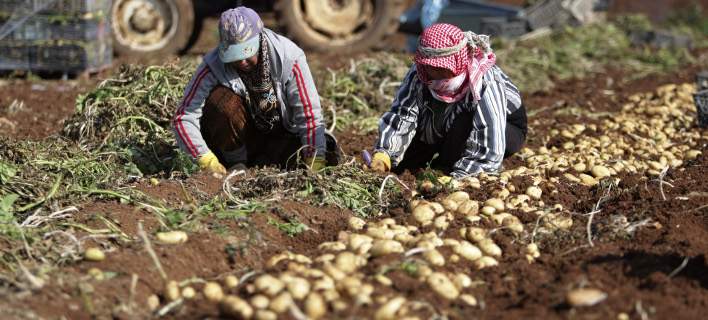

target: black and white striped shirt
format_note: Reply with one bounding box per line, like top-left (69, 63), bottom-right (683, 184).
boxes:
top-left (374, 65), bottom-right (522, 178)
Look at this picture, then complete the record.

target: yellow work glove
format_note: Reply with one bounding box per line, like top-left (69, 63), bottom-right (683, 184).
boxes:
top-left (370, 152), bottom-right (391, 173)
top-left (198, 151), bottom-right (227, 174)
top-left (305, 157), bottom-right (326, 172)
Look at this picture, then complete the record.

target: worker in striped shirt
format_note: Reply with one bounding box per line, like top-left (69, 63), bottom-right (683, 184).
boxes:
top-left (172, 7), bottom-right (337, 174)
top-left (369, 23), bottom-right (527, 178)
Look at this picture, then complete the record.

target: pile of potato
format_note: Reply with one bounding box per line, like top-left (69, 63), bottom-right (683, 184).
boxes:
top-left (140, 83), bottom-right (704, 318)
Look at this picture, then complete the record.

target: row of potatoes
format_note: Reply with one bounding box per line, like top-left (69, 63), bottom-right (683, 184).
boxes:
top-left (97, 82), bottom-right (704, 318)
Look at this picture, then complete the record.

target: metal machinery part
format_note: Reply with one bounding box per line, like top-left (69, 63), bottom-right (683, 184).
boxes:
top-left (111, 0), bottom-right (180, 52)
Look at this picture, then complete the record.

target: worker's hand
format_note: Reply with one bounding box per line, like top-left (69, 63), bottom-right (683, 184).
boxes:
top-left (305, 157), bottom-right (327, 172)
top-left (370, 152), bottom-right (391, 173)
top-left (198, 151), bottom-right (227, 174)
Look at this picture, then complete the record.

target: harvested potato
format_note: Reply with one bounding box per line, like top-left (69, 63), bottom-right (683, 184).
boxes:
top-left (433, 216), bottom-right (449, 230)
top-left (413, 205), bottom-right (435, 225)
top-left (255, 310), bottom-right (277, 320)
top-left (368, 227), bottom-right (395, 240)
top-left (591, 165), bottom-right (611, 178)
top-left (484, 198), bottom-right (505, 211)
top-left (250, 294), bottom-right (270, 309)
top-left (376, 274), bottom-right (393, 286)
top-left (453, 241), bottom-right (482, 261)
top-left (221, 295), bottom-right (254, 319)
top-left (323, 263), bottom-right (346, 281)
top-left (423, 249), bottom-right (446, 266)
top-left (84, 247), bottom-right (105, 261)
top-left (446, 191), bottom-right (470, 204)
top-left (348, 234), bottom-right (374, 252)
top-left (685, 150), bottom-right (701, 160)
top-left (526, 186), bottom-right (542, 200)
top-left (502, 216), bottom-right (524, 233)
top-left (348, 216), bottom-right (366, 230)
top-left (566, 288), bottom-right (607, 307)
top-left (318, 241), bottom-right (347, 252)
top-left (204, 282), bottom-right (224, 302)
top-left (457, 200), bottom-right (480, 216)
top-left (182, 286), bottom-right (196, 299)
top-left (474, 256), bottom-right (499, 269)
top-left (335, 251), bottom-right (358, 274)
top-left (526, 243), bottom-right (541, 263)
top-left (480, 206), bottom-right (496, 216)
top-left (441, 199), bottom-right (459, 212)
top-left (225, 275), bottom-right (239, 288)
top-left (87, 268), bottom-right (103, 281)
top-left (371, 240), bottom-right (404, 257)
top-left (287, 277), bottom-right (311, 300)
top-left (255, 275), bottom-right (285, 296)
top-left (156, 231), bottom-right (188, 244)
top-left (427, 273), bottom-right (459, 300)
top-left (269, 292), bottom-right (294, 314)
top-left (477, 239), bottom-right (502, 257)
top-left (147, 294), bottom-right (160, 311)
top-left (453, 273), bottom-right (472, 289)
top-left (466, 227), bottom-right (487, 242)
top-left (578, 174), bottom-right (598, 186)
top-left (375, 297), bottom-right (406, 320)
top-left (305, 292), bottom-right (327, 319)
top-left (460, 294), bottom-right (478, 307)
top-left (165, 280), bottom-right (180, 301)
top-left (429, 202), bottom-right (445, 214)
top-left (442, 238), bottom-right (460, 247)
top-left (491, 212), bottom-right (512, 225)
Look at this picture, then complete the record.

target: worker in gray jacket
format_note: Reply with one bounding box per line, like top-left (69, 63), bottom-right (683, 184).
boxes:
top-left (172, 6), bottom-right (336, 174)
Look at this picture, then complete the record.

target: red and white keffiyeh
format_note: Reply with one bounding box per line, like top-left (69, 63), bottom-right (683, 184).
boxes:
top-left (415, 23), bottom-right (496, 103)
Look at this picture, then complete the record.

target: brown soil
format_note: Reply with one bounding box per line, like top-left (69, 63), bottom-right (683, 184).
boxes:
top-left (0, 80), bottom-right (95, 139)
top-left (2, 24), bottom-right (708, 320)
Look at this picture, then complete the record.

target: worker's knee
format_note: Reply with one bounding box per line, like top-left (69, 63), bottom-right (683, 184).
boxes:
top-left (201, 86), bottom-right (249, 153)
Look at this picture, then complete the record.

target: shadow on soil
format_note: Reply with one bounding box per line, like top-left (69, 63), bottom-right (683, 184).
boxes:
top-left (589, 251), bottom-right (708, 289)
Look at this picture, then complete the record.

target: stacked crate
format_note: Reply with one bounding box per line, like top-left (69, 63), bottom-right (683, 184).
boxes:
top-left (0, 0), bottom-right (112, 74)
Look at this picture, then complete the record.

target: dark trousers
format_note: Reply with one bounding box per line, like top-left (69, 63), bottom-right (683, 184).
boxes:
top-left (200, 86), bottom-right (339, 169)
top-left (200, 86), bottom-right (302, 168)
top-left (395, 104), bottom-right (527, 174)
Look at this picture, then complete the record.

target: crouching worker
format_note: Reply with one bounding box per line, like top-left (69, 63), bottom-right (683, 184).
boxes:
top-left (172, 7), bottom-right (338, 174)
top-left (369, 23), bottom-right (527, 178)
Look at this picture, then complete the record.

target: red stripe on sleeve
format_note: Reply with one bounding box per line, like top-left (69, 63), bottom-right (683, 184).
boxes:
top-left (174, 66), bottom-right (210, 157)
top-left (293, 63), bottom-right (316, 153)
top-left (292, 63), bottom-right (314, 147)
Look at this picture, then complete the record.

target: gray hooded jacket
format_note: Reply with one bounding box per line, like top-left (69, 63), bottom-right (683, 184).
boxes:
top-left (172, 28), bottom-right (325, 162)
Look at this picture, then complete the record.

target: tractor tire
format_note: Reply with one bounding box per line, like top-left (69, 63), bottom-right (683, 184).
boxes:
top-left (274, 0), bottom-right (406, 52)
top-left (111, 0), bottom-right (195, 57)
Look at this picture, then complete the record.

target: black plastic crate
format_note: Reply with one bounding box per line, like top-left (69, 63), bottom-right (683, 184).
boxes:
top-left (435, 0), bottom-right (523, 34)
top-left (629, 30), bottom-right (693, 49)
top-left (524, 0), bottom-right (565, 30)
top-left (29, 39), bottom-right (112, 73)
top-left (695, 89), bottom-right (708, 128)
top-left (1, 15), bottom-right (108, 41)
top-left (0, 44), bottom-right (30, 70)
top-left (0, 0), bottom-right (111, 16)
top-left (479, 17), bottom-right (527, 38)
